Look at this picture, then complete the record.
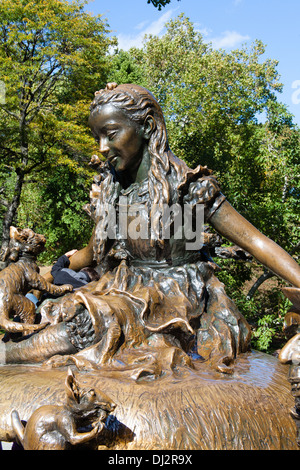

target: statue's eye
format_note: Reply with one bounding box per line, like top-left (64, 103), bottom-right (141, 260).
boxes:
top-left (107, 130), bottom-right (117, 141)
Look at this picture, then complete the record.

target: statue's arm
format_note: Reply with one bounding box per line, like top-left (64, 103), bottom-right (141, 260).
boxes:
top-left (209, 200), bottom-right (300, 288)
top-left (61, 414), bottom-right (100, 446)
top-left (67, 233), bottom-right (95, 272)
top-left (42, 232), bottom-right (95, 284)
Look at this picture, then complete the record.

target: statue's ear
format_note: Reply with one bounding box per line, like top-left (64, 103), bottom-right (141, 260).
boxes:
top-left (65, 367), bottom-right (80, 403)
top-left (143, 115), bottom-right (156, 139)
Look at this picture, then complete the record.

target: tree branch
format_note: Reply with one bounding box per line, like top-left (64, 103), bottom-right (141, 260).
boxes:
top-left (0, 106), bottom-right (19, 120)
top-left (26, 71), bottom-right (62, 124)
top-left (246, 269), bottom-right (274, 300)
top-left (0, 198), bottom-right (9, 208)
top-left (0, 144), bottom-right (20, 159)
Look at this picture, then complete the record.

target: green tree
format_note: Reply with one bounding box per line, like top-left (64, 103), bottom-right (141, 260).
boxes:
top-left (130, 14), bottom-right (299, 247)
top-left (0, 0), bottom-right (114, 258)
top-left (107, 49), bottom-right (146, 87)
top-left (17, 166), bottom-right (94, 263)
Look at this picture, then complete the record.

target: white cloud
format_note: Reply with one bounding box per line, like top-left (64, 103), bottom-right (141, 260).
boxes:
top-left (292, 80), bottom-right (300, 105)
top-left (117, 9), bottom-right (174, 51)
top-left (115, 9), bottom-right (250, 53)
top-left (135, 20), bottom-right (149, 31)
top-left (195, 25), bottom-right (213, 38)
top-left (210, 30), bottom-right (250, 50)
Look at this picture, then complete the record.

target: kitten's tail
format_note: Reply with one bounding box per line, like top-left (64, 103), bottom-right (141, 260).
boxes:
top-left (0, 316), bottom-right (48, 334)
top-left (11, 410), bottom-right (25, 446)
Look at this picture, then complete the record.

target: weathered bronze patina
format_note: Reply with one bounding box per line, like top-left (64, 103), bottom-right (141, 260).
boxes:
top-left (0, 83), bottom-right (299, 450)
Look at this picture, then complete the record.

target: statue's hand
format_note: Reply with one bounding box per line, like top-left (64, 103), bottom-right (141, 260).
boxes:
top-left (50, 283), bottom-right (74, 296)
top-left (93, 420), bottom-right (104, 435)
top-left (282, 287), bottom-right (300, 311)
top-left (282, 287), bottom-right (300, 338)
top-left (279, 333), bottom-right (300, 364)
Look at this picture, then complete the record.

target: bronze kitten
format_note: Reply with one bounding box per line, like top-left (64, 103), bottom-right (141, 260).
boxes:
top-left (0, 226), bottom-right (73, 334)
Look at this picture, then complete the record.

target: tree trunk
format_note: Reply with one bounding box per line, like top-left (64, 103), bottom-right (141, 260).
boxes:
top-left (0, 117), bottom-right (28, 261)
top-left (0, 171), bottom-right (25, 261)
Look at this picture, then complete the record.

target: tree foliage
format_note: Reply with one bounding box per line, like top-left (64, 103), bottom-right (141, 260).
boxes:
top-left (147, 0), bottom-right (180, 10)
top-left (0, 0), bottom-right (114, 257)
top-left (122, 14), bottom-right (299, 253)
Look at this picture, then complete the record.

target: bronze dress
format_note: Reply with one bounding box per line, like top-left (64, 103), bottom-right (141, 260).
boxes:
top-left (79, 157), bottom-right (251, 377)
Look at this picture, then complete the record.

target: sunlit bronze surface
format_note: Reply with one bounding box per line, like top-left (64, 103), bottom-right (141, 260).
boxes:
top-left (10, 368), bottom-right (116, 450)
top-left (280, 288), bottom-right (300, 362)
top-left (0, 352), bottom-right (297, 450)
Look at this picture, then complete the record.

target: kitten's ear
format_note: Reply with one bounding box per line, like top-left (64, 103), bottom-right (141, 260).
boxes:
top-left (8, 227), bottom-right (21, 261)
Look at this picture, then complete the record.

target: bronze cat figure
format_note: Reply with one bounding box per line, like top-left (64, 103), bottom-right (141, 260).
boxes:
top-left (0, 226), bottom-right (73, 334)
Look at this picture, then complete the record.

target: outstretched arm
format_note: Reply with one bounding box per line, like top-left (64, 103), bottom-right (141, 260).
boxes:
top-left (210, 200), bottom-right (300, 288)
top-left (42, 233), bottom-right (95, 284)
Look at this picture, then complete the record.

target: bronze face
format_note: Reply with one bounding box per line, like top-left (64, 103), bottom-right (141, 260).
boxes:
top-left (89, 103), bottom-right (151, 182)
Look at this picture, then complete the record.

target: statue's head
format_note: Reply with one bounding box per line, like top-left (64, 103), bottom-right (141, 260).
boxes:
top-left (90, 83), bottom-right (165, 125)
top-left (89, 83), bottom-right (170, 175)
top-left (88, 84), bottom-right (175, 252)
top-left (8, 227), bottom-right (46, 262)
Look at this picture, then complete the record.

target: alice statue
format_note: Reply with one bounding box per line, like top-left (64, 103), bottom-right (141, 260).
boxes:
top-left (4, 83), bottom-right (300, 379)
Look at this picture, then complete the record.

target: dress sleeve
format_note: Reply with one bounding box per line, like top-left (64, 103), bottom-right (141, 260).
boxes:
top-left (183, 175), bottom-right (226, 222)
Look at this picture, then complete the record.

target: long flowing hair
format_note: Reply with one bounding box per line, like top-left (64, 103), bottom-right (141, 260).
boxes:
top-left (88, 83), bottom-right (205, 262)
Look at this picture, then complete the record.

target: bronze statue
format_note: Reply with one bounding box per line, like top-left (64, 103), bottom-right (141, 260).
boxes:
top-left (7, 82), bottom-right (298, 375)
top-left (11, 368), bottom-right (116, 450)
top-left (0, 83), bottom-right (300, 450)
top-left (0, 226), bottom-right (73, 335)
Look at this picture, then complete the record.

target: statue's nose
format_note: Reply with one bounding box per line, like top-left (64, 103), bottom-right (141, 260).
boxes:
top-left (99, 136), bottom-right (109, 157)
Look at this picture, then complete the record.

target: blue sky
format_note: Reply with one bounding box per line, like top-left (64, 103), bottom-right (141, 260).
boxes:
top-left (86, 0), bottom-right (300, 125)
